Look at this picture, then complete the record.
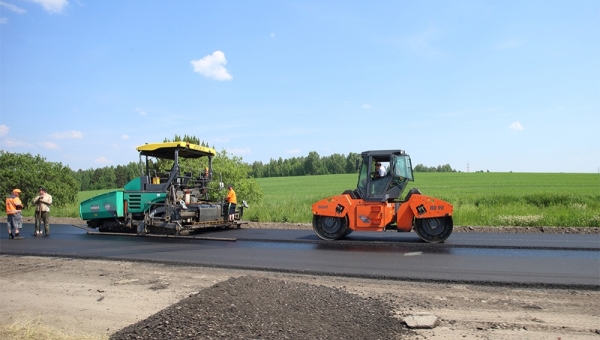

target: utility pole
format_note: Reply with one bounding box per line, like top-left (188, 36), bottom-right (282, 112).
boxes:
top-left (467, 162), bottom-right (470, 173)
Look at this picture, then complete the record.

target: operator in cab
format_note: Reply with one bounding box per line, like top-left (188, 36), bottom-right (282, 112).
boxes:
top-left (374, 162), bottom-right (386, 178)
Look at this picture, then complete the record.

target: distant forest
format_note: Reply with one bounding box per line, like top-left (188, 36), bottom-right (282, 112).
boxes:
top-left (72, 151), bottom-right (456, 191)
top-left (69, 135), bottom-right (455, 191)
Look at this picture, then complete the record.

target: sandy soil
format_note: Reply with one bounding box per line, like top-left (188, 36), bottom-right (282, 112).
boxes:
top-left (1, 256), bottom-right (598, 340)
top-left (1, 218), bottom-right (599, 339)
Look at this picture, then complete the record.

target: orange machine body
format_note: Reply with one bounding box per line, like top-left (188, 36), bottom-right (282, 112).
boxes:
top-left (311, 192), bottom-right (453, 233)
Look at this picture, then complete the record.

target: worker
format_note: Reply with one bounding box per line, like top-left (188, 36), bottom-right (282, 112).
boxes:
top-left (32, 187), bottom-right (53, 236)
top-left (225, 184), bottom-right (237, 222)
top-left (6, 188), bottom-right (24, 239)
top-left (375, 162), bottom-right (386, 178)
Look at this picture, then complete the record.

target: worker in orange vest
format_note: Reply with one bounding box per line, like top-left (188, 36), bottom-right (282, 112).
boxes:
top-left (6, 188), bottom-right (24, 239)
top-left (225, 184), bottom-right (237, 222)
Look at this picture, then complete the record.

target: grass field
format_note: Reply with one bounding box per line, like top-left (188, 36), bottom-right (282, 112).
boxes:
top-left (244, 172), bottom-right (600, 227)
top-left (15, 190), bottom-right (111, 219)
top-left (10, 173), bottom-right (600, 227)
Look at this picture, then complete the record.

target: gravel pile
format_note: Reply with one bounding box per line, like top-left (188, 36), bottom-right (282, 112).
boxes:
top-left (110, 276), bottom-right (405, 340)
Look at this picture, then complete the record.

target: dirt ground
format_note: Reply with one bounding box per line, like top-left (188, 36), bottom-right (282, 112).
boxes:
top-left (0, 218), bottom-right (599, 339)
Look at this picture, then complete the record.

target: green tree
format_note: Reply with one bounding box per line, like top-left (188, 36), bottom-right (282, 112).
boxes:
top-left (89, 166), bottom-right (117, 190)
top-left (325, 153), bottom-right (346, 174)
top-left (0, 151), bottom-right (79, 211)
top-left (345, 152), bottom-right (360, 173)
top-left (115, 165), bottom-right (130, 188)
top-left (305, 151), bottom-right (326, 175)
top-left (74, 169), bottom-right (93, 191)
top-left (211, 149), bottom-right (264, 203)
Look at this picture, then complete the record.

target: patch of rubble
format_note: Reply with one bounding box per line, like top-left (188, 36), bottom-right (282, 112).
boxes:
top-left (110, 276), bottom-right (406, 340)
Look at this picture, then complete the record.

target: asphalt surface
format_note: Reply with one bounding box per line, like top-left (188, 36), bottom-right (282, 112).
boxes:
top-left (1, 223), bottom-right (599, 288)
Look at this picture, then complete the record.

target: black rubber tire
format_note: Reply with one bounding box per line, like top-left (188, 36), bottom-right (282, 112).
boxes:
top-left (312, 215), bottom-right (349, 241)
top-left (414, 216), bottom-right (453, 243)
top-left (136, 222), bottom-right (146, 235)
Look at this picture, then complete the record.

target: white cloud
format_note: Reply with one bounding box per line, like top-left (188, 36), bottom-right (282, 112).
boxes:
top-left (121, 134), bottom-right (129, 140)
top-left (509, 121), bottom-right (524, 131)
top-left (0, 124), bottom-right (8, 136)
top-left (27, 0), bottom-right (68, 14)
top-left (134, 108), bottom-right (147, 116)
top-left (211, 137), bottom-right (230, 143)
top-left (0, 138), bottom-right (27, 147)
top-left (40, 141), bottom-right (59, 150)
top-left (190, 51), bottom-right (233, 81)
top-left (94, 156), bottom-right (111, 164)
top-left (270, 32), bottom-right (275, 39)
top-left (0, 17), bottom-right (7, 24)
top-left (0, 1), bottom-right (27, 14)
top-left (362, 104), bottom-right (372, 109)
top-left (50, 130), bottom-right (83, 139)
top-left (286, 149), bottom-right (301, 154)
top-left (228, 147), bottom-right (251, 155)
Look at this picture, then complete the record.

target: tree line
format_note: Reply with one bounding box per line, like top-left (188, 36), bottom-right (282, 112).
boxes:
top-left (249, 151), bottom-right (362, 178)
top-left (249, 153), bottom-right (457, 178)
top-left (413, 164), bottom-right (456, 172)
top-left (0, 151), bottom-right (79, 209)
top-left (70, 158), bottom-right (457, 192)
top-left (1, 136), bottom-right (455, 210)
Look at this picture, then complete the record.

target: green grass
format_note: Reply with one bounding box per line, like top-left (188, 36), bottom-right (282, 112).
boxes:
top-left (13, 189), bottom-right (114, 219)
top-left (243, 172), bottom-right (600, 227)
top-left (9, 173), bottom-right (600, 227)
top-left (245, 174), bottom-right (356, 223)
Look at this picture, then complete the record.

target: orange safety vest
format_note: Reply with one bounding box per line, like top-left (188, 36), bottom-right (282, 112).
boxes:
top-left (6, 195), bottom-right (23, 215)
top-left (226, 189), bottom-right (237, 205)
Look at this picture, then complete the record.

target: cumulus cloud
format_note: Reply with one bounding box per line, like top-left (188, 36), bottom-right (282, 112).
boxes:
top-left (50, 130), bottom-right (83, 139)
top-left (40, 141), bottom-right (59, 150)
top-left (228, 147), bottom-right (251, 155)
top-left (121, 134), bottom-right (129, 140)
top-left (190, 51), bottom-right (233, 81)
top-left (0, 124), bottom-right (8, 136)
top-left (134, 108), bottom-right (147, 116)
top-left (509, 121), bottom-right (524, 131)
top-left (94, 156), bottom-right (111, 164)
top-left (27, 0), bottom-right (68, 14)
top-left (211, 137), bottom-right (230, 143)
top-left (0, 1), bottom-right (26, 13)
top-left (0, 138), bottom-right (27, 147)
top-left (362, 104), bottom-right (372, 109)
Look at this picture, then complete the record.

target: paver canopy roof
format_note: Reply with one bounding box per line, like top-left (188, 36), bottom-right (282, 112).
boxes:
top-left (136, 142), bottom-right (216, 160)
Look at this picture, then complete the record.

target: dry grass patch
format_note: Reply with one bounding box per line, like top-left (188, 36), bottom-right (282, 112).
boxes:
top-left (0, 316), bottom-right (107, 340)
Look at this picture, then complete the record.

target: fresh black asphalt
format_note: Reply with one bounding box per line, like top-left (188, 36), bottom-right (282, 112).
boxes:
top-left (1, 223), bottom-right (598, 288)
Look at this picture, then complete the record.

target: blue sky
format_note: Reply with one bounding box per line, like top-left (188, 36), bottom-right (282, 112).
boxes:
top-left (0, 0), bottom-right (598, 173)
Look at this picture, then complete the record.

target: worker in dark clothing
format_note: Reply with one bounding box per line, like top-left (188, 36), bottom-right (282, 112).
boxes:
top-left (33, 187), bottom-right (53, 236)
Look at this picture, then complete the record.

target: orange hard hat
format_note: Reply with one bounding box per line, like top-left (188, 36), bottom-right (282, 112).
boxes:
top-left (12, 188), bottom-right (21, 193)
